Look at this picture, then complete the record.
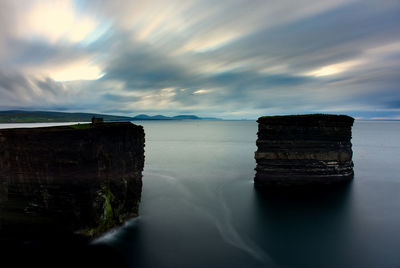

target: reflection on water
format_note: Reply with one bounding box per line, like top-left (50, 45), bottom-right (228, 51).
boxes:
top-left (252, 183), bottom-right (354, 268)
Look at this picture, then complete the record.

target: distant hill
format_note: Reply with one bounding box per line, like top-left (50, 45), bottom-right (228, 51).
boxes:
top-left (132, 114), bottom-right (210, 120)
top-left (130, 114), bottom-right (220, 120)
top-left (133, 114), bottom-right (172, 120)
top-left (0, 110), bottom-right (220, 123)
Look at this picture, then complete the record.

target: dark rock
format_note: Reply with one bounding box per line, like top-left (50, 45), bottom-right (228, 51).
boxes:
top-left (0, 122), bottom-right (145, 243)
top-left (254, 114), bottom-right (354, 187)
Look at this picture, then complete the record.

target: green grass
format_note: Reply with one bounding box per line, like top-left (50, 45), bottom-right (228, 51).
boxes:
top-left (69, 123), bottom-right (92, 129)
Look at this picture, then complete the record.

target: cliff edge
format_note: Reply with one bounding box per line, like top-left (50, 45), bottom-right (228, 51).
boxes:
top-left (0, 122), bottom-right (145, 242)
top-left (255, 114), bottom-right (354, 187)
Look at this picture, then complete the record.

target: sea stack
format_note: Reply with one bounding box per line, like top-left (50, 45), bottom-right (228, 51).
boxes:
top-left (0, 122), bottom-right (145, 241)
top-left (254, 114), bottom-right (354, 187)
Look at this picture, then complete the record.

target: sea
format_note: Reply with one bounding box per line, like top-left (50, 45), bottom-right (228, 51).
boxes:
top-left (1, 120), bottom-right (400, 268)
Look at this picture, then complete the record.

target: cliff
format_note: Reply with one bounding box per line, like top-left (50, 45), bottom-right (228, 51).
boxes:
top-left (254, 114), bottom-right (354, 187)
top-left (0, 122), bottom-right (145, 242)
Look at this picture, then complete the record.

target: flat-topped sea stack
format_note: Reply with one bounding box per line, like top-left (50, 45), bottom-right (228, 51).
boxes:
top-left (255, 114), bottom-right (354, 187)
top-left (0, 122), bottom-right (144, 242)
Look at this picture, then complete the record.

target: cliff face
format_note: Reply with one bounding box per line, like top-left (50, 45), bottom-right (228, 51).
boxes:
top-left (255, 114), bottom-right (354, 187)
top-left (0, 122), bottom-right (144, 240)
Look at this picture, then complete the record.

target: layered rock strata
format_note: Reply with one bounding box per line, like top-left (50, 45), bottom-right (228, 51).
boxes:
top-left (254, 114), bottom-right (354, 187)
top-left (0, 122), bottom-right (144, 241)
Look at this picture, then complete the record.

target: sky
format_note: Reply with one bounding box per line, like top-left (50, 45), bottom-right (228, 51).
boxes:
top-left (0, 0), bottom-right (399, 119)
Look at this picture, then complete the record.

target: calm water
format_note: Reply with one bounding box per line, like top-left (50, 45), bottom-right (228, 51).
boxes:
top-left (92, 120), bottom-right (400, 268)
top-left (2, 120), bottom-right (400, 267)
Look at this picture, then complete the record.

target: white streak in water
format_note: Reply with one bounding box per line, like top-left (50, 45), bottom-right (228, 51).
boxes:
top-left (142, 168), bottom-right (277, 266)
top-left (91, 217), bottom-right (142, 244)
top-left (192, 186), bottom-right (275, 266)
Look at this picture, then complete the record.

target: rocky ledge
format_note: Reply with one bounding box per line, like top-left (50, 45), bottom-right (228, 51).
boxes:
top-left (0, 122), bottom-right (145, 242)
top-left (254, 114), bottom-right (354, 187)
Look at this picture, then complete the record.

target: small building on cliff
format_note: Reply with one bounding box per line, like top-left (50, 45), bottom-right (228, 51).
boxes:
top-left (91, 116), bottom-right (104, 124)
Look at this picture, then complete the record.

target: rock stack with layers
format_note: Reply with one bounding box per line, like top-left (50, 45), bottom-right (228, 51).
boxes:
top-left (0, 122), bottom-right (145, 241)
top-left (254, 114), bottom-right (354, 187)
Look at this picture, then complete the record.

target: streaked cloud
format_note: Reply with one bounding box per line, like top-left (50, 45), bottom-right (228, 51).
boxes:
top-left (306, 60), bottom-right (362, 77)
top-left (0, 0), bottom-right (399, 119)
top-left (24, 0), bottom-right (97, 43)
top-left (50, 59), bottom-right (104, 81)
top-left (193, 89), bottom-right (212, 95)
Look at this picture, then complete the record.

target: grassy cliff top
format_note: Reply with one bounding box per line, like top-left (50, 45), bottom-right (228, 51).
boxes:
top-left (257, 114), bottom-right (354, 126)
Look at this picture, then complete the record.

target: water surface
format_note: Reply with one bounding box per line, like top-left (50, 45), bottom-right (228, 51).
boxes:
top-left (2, 120), bottom-right (400, 267)
top-left (95, 120), bottom-right (400, 268)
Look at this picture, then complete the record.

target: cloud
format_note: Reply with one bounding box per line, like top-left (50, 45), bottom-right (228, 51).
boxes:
top-left (0, 0), bottom-right (400, 119)
top-left (0, 70), bottom-right (67, 108)
top-left (16, 0), bottom-right (98, 44)
top-left (50, 59), bottom-right (104, 81)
